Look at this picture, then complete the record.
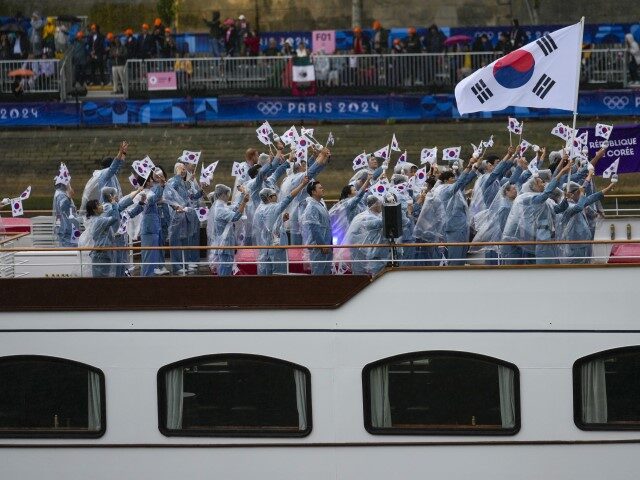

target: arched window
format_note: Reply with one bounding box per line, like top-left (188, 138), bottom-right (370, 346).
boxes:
top-left (158, 354), bottom-right (312, 437)
top-left (0, 355), bottom-right (105, 437)
top-left (574, 346), bottom-right (640, 430)
top-left (363, 351), bottom-right (520, 435)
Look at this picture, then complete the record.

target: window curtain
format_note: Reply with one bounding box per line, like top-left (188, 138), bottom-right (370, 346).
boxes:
top-left (165, 367), bottom-right (184, 429)
top-left (293, 369), bottom-right (307, 430)
top-left (581, 359), bottom-right (608, 423)
top-left (370, 364), bottom-right (392, 428)
top-left (87, 371), bottom-right (101, 431)
top-left (498, 365), bottom-right (516, 428)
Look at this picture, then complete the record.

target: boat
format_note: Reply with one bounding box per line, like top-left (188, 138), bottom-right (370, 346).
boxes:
top-left (1, 211), bottom-right (640, 479)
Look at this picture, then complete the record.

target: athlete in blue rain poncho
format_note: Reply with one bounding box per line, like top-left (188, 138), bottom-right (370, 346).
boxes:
top-left (81, 141), bottom-right (127, 212)
top-left (83, 198), bottom-right (120, 278)
top-left (282, 148), bottom-right (330, 245)
top-left (53, 181), bottom-right (80, 247)
top-left (302, 180), bottom-right (333, 275)
top-left (139, 171), bottom-right (167, 277)
top-left (184, 163), bottom-right (205, 269)
top-left (469, 148), bottom-right (515, 218)
top-left (329, 174), bottom-right (371, 246)
top-left (414, 176), bottom-right (446, 264)
top-left (501, 162), bottom-right (572, 264)
top-left (101, 186), bottom-right (145, 277)
top-left (252, 177), bottom-right (309, 275)
top-left (206, 184), bottom-right (250, 276)
top-left (344, 195), bottom-right (388, 275)
top-left (557, 179), bottom-right (615, 263)
top-left (472, 182), bottom-right (517, 264)
top-left (164, 163), bottom-right (203, 273)
top-left (437, 158), bottom-right (479, 265)
top-left (240, 154), bottom-right (277, 246)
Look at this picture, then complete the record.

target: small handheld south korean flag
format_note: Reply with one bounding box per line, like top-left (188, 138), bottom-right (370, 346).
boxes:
top-left (11, 198), bottom-right (23, 217)
top-left (281, 126), bottom-right (300, 147)
top-left (326, 131), bottom-right (335, 147)
top-left (231, 161), bottom-right (246, 178)
top-left (116, 211), bottom-right (130, 235)
top-left (132, 156), bottom-right (155, 180)
top-left (470, 143), bottom-right (483, 158)
top-left (256, 121), bottom-right (275, 145)
top-left (128, 174), bottom-right (140, 188)
top-left (414, 167), bottom-right (428, 186)
top-left (507, 117), bottom-right (523, 135)
top-left (390, 134), bottom-right (400, 152)
top-left (20, 186), bottom-right (31, 200)
top-left (551, 122), bottom-right (572, 140)
top-left (397, 150), bottom-right (408, 164)
top-left (602, 158), bottom-right (620, 179)
top-left (518, 140), bottom-right (532, 156)
top-left (421, 147), bottom-right (438, 164)
top-left (196, 206), bottom-right (209, 222)
top-left (200, 161), bottom-right (219, 186)
top-left (596, 123), bottom-right (613, 141)
top-left (370, 181), bottom-right (388, 199)
top-left (352, 152), bottom-right (368, 171)
top-left (528, 156), bottom-right (539, 177)
top-left (70, 224), bottom-right (82, 243)
top-left (455, 20), bottom-right (583, 114)
top-left (181, 150), bottom-right (201, 165)
top-left (373, 145), bottom-right (390, 161)
top-left (442, 147), bottom-right (461, 162)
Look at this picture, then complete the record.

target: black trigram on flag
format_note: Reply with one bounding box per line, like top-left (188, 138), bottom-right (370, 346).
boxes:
top-left (470, 79), bottom-right (493, 104)
top-left (536, 34), bottom-right (558, 56)
top-left (532, 74), bottom-right (556, 99)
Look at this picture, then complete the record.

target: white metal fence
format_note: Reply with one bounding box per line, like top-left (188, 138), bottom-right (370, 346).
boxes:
top-left (122, 49), bottom-right (629, 97)
top-left (0, 59), bottom-right (63, 96)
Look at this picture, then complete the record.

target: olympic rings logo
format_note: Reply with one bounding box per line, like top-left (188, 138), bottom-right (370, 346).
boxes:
top-left (257, 102), bottom-right (283, 115)
top-left (603, 96), bottom-right (629, 109)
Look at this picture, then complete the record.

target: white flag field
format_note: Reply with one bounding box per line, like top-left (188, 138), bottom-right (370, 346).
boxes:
top-left (455, 21), bottom-right (583, 115)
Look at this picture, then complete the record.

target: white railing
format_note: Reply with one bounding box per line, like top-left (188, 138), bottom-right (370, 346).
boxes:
top-left (122, 49), bottom-right (629, 97)
top-left (0, 59), bottom-right (62, 95)
top-left (0, 238), bottom-right (639, 278)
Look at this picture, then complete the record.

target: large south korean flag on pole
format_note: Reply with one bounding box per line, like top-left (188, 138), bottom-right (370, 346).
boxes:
top-left (455, 21), bottom-right (583, 115)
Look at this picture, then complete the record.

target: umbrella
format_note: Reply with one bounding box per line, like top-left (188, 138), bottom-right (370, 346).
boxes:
top-left (0, 23), bottom-right (25, 33)
top-left (56, 14), bottom-right (82, 23)
top-left (443, 34), bottom-right (472, 46)
top-left (8, 69), bottom-right (34, 77)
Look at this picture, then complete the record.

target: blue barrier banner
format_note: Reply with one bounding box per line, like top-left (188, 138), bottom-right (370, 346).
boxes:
top-left (0, 102), bottom-right (79, 127)
top-left (0, 91), bottom-right (637, 127)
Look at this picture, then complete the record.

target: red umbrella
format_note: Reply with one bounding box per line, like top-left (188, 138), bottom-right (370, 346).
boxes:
top-left (8, 68), bottom-right (34, 77)
top-left (444, 35), bottom-right (472, 46)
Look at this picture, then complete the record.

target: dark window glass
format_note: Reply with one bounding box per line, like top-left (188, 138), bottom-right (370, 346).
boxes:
top-left (0, 356), bottom-right (105, 437)
top-left (158, 355), bottom-right (311, 437)
top-left (363, 352), bottom-right (520, 435)
top-left (575, 347), bottom-right (640, 429)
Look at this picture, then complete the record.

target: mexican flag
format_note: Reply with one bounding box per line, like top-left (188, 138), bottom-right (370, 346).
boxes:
top-left (291, 56), bottom-right (316, 96)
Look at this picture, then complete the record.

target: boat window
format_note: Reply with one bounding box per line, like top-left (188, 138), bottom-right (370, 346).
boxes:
top-left (158, 354), bottom-right (312, 437)
top-left (362, 351), bottom-right (520, 435)
top-left (0, 355), bottom-right (105, 438)
top-left (574, 347), bottom-right (640, 430)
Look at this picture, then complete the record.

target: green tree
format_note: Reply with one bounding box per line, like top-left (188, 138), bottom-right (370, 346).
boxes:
top-left (157, 0), bottom-right (176, 27)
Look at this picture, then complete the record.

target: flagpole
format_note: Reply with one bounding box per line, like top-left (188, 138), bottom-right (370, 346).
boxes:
top-left (567, 16), bottom-right (585, 190)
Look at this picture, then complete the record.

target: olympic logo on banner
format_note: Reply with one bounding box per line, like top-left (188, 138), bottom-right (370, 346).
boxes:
top-left (257, 102), bottom-right (283, 115)
top-left (603, 96), bottom-right (629, 110)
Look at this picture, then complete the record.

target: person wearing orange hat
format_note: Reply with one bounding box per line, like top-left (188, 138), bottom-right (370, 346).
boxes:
top-left (87, 23), bottom-right (106, 85)
top-left (71, 30), bottom-right (88, 87)
top-left (137, 23), bottom-right (154, 58)
top-left (371, 20), bottom-right (388, 54)
top-left (124, 28), bottom-right (137, 59)
top-left (352, 26), bottom-right (369, 54)
top-left (161, 27), bottom-right (176, 58)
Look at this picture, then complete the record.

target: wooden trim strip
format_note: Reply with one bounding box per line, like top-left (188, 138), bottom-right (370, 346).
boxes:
top-left (0, 275), bottom-right (373, 311)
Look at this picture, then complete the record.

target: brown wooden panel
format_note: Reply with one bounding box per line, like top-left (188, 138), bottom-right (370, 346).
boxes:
top-left (0, 275), bottom-right (372, 311)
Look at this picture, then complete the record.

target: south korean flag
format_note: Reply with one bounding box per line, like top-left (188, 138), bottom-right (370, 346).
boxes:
top-left (455, 21), bottom-right (583, 114)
